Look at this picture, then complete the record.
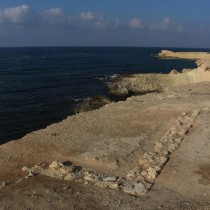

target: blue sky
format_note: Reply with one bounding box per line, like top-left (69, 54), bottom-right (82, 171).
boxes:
top-left (0, 0), bottom-right (210, 47)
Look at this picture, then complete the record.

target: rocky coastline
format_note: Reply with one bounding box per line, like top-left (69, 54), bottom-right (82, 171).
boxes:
top-left (107, 50), bottom-right (210, 97)
top-left (1, 50), bottom-right (210, 209)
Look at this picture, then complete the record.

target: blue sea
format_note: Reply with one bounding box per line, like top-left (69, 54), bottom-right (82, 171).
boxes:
top-left (0, 47), bottom-right (207, 143)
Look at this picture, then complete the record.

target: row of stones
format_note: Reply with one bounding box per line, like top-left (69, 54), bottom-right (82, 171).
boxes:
top-left (125, 109), bottom-right (200, 195)
top-left (22, 109), bottom-right (200, 196)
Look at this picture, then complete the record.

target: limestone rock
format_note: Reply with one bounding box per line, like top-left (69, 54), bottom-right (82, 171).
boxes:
top-left (2, 181), bottom-right (10, 187)
top-left (64, 171), bottom-right (84, 181)
top-left (40, 168), bottom-right (64, 179)
top-left (192, 109), bottom-right (200, 117)
top-left (154, 142), bottom-right (164, 154)
top-left (28, 171), bottom-right (36, 177)
top-left (84, 172), bottom-right (101, 182)
top-left (95, 181), bottom-right (120, 190)
top-left (177, 127), bottom-right (188, 136)
top-left (102, 176), bottom-right (118, 182)
top-left (141, 167), bottom-right (157, 183)
top-left (182, 68), bottom-right (192, 73)
top-left (158, 50), bottom-right (210, 60)
top-left (22, 166), bottom-right (31, 172)
top-left (168, 143), bottom-right (176, 153)
top-left (123, 181), bottom-right (147, 196)
top-left (75, 96), bottom-right (112, 113)
top-left (169, 69), bottom-right (180, 74)
top-left (49, 161), bottom-right (64, 169)
top-left (127, 167), bottom-right (144, 181)
top-left (49, 161), bottom-right (76, 174)
top-left (108, 74), bottom-right (166, 96)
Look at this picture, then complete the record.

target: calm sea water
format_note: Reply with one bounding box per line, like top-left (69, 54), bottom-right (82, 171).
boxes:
top-left (0, 47), bottom-right (206, 143)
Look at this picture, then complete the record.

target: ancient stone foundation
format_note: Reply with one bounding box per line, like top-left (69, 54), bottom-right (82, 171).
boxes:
top-left (21, 109), bottom-right (200, 196)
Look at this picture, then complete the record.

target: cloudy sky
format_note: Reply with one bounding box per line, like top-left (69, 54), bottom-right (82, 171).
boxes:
top-left (0, 0), bottom-right (210, 48)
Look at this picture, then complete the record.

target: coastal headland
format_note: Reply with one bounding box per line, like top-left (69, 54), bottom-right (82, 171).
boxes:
top-left (108, 50), bottom-right (210, 96)
top-left (1, 51), bottom-right (210, 209)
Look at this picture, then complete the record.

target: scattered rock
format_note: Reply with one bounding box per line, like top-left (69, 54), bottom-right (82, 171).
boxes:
top-left (127, 167), bottom-right (144, 181)
top-left (141, 167), bottom-right (157, 183)
top-left (95, 181), bottom-right (120, 190)
top-left (22, 166), bottom-right (31, 171)
top-left (49, 161), bottom-right (64, 169)
top-left (84, 172), bottom-right (101, 182)
top-left (19, 110), bottom-right (199, 197)
top-left (64, 171), bottom-right (84, 181)
top-left (123, 181), bottom-right (147, 196)
top-left (182, 68), bottom-right (192, 73)
top-left (102, 176), bottom-right (118, 182)
top-left (169, 69), bottom-right (180, 74)
top-left (2, 181), bottom-right (10, 187)
top-left (40, 168), bottom-right (64, 179)
top-left (28, 171), bottom-right (36, 177)
top-left (192, 109), bottom-right (200, 117)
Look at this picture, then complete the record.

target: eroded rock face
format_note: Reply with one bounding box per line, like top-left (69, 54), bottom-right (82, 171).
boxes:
top-left (196, 59), bottom-right (210, 71)
top-left (108, 74), bottom-right (167, 96)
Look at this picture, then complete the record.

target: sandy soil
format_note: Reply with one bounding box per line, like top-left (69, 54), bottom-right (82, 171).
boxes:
top-left (1, 81), bottom-right (210, 209)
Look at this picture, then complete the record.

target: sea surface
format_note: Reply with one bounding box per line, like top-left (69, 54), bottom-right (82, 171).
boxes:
top-left (0, 47), bottom-right (207, 143)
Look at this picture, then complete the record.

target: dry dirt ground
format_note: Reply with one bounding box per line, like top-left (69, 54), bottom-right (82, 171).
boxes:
top-left (1, 82), bottom-right (210, 210)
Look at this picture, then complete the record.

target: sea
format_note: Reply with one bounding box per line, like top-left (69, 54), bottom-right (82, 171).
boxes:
top-left (0, 46), bottom-right (208, 144)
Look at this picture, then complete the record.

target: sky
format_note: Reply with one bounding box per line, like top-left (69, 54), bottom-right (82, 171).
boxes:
top-left (0, 0), bottom-right (210, 48)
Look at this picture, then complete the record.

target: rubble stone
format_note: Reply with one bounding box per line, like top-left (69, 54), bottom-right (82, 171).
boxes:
top-left (123, 181), bottom-right (147, 196)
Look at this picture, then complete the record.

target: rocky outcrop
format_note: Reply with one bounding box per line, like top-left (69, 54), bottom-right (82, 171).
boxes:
top-left (169, 69), bottom-right (180, 74)
top-left (74, 96), bottom-right (112, 113)
top-left (196, 59), bottom-right (210, 71)
top-left (107, 74), bottom-right (171, 96)
top-left (108, 51), bottom-right (210, 97)
top-left (158, 50), bottom-right (210, 60)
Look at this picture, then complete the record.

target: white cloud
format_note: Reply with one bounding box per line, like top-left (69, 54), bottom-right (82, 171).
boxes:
top-left (0, 5), bottom-right (183, 34)
top-left (80, 12), bottom-right (95, 20)
top-left (0, 5), bottom-right (32, 24)
top-left (78, 11), bottom-right (115, 29)
top-left (161, 17), bottom-right (171, 30)
top-left (42, 8), bottom-right (67, 25)
top-left (129, 18), bottom-right (143, 29)
top-left (149, 17), bottom-right (183, 32)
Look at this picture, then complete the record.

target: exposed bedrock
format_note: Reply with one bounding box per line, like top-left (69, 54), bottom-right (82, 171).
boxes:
top-left (107, 74), bottom-right (168, 96)
top-left (74, 96), bottom-right (112, 113)
top-left (158, 50), bottom-right (210, 60)
top-left (108, 50), bottom-right (210, 96)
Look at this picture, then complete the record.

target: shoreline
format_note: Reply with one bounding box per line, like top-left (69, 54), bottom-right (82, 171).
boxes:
top-left (107, 50), bottom-right (210, 96)
top-left (0, 47), bottom-right (198, 144)
top-left (1, 50), bottom-right (210, 209)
